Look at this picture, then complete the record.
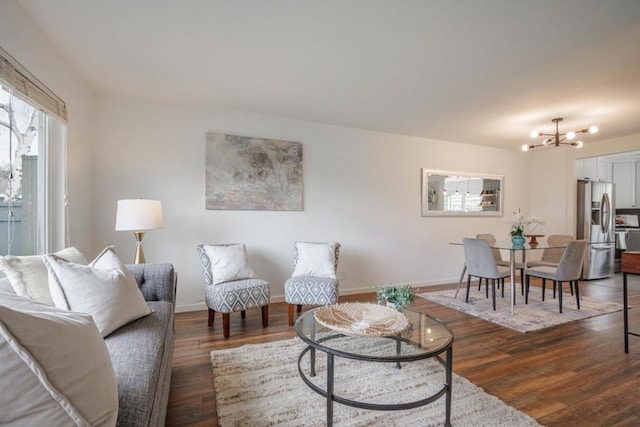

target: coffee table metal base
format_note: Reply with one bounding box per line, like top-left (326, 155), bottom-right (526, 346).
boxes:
top-left (296, 334), bottom-right (452, 426)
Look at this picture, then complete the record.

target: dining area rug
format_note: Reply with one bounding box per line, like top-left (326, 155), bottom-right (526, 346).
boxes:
top-left (417, 288), bottom-right (623, 333)
top-left (211, 337), bottom-right (539, 426)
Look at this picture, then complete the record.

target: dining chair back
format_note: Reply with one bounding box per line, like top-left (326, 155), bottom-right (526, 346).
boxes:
top-left (475, 233), bottom-right (502, 263)
top-left (527, 234), bottom-right (574, 268)
top-left (554, 239), bottom-right (588, 281)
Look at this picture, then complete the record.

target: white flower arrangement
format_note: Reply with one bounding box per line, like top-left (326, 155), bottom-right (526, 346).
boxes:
top-left (511, 210), bottom-right (545, 237)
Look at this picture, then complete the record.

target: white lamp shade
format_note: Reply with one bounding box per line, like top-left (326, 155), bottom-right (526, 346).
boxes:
top-left (115, 199), bottom-right (164, 231)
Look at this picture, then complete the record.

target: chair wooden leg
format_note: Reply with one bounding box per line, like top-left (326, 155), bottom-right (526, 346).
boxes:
top-left (542, 278), bottom-right (546, 301)
top-left (208, 308), bottom-right (215, 327)
top-left (525, 275), bottom-right (530, 304)
top-left (478, 277), bottom-right (482, 291)
top-left (241, 310), bottom-right (246, 319)
top-left (485, 278), bottom-right (489, 299)
top-left (558, 281), bottom-right (563, 313)
top-left (520, 269), bottom-right (525, 295)
top-left (575, 280), bottom-right (581, 310)
top-left (262, 305), bottom-right (269, 327)
top-left (466, 276), bottom-right (472, 303)
top-left (569, 281), bottom-right (574, 296)
top-left (288, 304), bottom-right (295, 326)
top-left (501, 278), bottom-right (505, 298)
top-left (297, 305), bottom-right (302, 314)
top-left (222, 313), bottom-right (230, 339)
top-left (553, 281), bottom-right (557, 299)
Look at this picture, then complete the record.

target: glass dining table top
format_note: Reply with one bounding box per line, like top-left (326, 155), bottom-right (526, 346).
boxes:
top-left (450, 239), bottom-right (567, 251)
top-left (492, 239), bottom-right (567, 251)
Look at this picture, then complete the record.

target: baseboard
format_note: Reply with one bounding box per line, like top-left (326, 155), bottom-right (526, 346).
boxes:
top-left (174, 278), bottom-right (458, 313)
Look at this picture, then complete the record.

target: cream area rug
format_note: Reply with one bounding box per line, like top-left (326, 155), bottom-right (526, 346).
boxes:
top-left (418, 288), bottom-right (623, 333)
top-left (211, 337), bottom-right (539, 426)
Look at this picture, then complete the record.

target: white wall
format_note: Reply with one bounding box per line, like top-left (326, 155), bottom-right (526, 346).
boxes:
top-left (93, 96), bottom-right (530, 311)
top-left (0, 1), bottom-right (95, 254)
top-left (529, 133), bottom-right (640, 237)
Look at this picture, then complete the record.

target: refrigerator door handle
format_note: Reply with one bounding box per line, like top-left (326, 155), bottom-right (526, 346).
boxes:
top-left (601, 192), bottom-right (611, 235)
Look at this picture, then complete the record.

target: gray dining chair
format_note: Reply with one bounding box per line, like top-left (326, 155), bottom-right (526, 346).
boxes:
top-left (476, 233), bottom-right (525, 297)
top-left (463, 238), bottom-right (511, 310)
top-left (526, 234), bottom-right (574, 269)
top-left (524, 240), bottom-right (588, 313)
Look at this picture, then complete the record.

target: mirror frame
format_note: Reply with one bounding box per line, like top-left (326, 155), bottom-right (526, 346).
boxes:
top-left (421, 168), bottom-right (504, 217)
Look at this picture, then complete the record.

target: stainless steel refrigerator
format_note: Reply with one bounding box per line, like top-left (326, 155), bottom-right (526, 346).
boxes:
top-left (577, 180), bottom-right (615, 279)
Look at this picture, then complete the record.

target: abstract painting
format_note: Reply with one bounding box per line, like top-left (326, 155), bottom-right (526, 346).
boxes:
top-left (205, 132), bottom-right (303, 210)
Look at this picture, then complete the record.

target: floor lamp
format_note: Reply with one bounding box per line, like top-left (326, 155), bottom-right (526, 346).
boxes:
top-left (115, 199), bottom-right (164, 264)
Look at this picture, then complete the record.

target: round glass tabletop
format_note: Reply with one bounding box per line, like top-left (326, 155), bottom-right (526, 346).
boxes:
top-left (295, 305), bottom-right (454, 362)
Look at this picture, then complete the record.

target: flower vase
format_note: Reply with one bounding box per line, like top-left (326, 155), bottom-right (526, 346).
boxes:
top-left (511, 235), bottom-right (525, 246)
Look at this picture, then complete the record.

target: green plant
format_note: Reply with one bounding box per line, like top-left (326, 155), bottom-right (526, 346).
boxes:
top-left (375, 284), bottom-right (415, 310)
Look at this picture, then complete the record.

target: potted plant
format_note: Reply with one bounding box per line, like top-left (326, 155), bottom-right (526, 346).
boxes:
top-left (510, 210), bottom-right (544, 246)
top-left (375, 284), bottom-right (415, 311)
top-left (510, 221), bottom-right (526, 246)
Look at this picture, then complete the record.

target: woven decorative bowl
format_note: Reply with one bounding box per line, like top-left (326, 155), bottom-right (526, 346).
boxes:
top-left (314, 302), bottom-right (409, 337)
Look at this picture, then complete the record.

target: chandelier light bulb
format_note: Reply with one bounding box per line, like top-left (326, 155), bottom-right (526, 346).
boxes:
top-left (521, 144), bottom-right (530, 152)
top-left (589, 125), bottom-right (598, 134)
top-left (566, 131), bottom-right (576, 140)
top-left (575, 140), bottom-right (584, 149)
top-left (530, 130), bottom-right (540, 138)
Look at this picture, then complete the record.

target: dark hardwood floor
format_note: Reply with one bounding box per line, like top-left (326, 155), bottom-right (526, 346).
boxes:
top-left (166, 274), bottom-right (640, 426)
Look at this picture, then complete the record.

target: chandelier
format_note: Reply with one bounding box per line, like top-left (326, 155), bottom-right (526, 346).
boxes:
top-left (521, 118), bottom-right (598, 151)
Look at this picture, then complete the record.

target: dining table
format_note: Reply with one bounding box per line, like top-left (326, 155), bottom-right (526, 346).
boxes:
top-left (451, 239), bottom-right (569, 315)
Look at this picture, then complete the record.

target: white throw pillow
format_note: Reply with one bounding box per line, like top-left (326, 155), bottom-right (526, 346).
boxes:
top-left (43, 246), bottom-right (151, 337)
top-left (0, 247), bottom-right (87, 305)
top-left (292, 241), bottom-right (338, 279)
top-left (0, 291), bottom-right (118, 427)
top-left (203, 244), bottom-right (257, 285)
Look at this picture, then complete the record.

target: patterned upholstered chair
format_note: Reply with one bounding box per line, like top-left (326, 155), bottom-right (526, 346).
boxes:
top-left (284, 241), bottom-right (340, 326)
top-left (196, 244), bottom-right (270, 338)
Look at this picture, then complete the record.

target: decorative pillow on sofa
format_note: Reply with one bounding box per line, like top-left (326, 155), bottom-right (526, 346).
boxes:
top-left (0, 247), bottom-right (87, 305)
top-left (0, 290), bottom-right (118, 426)
top-left (203, 244), bottom-right (257, 285)
top-left (43, 246), bottom-right (151, 337)
top-left (292, 241), bottom-right (338, 279)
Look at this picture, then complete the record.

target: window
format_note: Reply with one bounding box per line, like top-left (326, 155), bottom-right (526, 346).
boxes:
top-left (0, 47), bottom-right (67, 256)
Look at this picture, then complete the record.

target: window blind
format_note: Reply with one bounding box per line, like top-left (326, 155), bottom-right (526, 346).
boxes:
top-left (0, 46), bottom-right (67, 122)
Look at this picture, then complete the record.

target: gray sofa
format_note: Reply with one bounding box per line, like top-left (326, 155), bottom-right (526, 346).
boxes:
top-left (0, 262), bottom-right (176, 426)
top-left (106, 263), bottom-right (176, 427)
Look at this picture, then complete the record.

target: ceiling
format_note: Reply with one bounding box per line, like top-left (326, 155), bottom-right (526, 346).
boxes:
top-left (18, 0), bottom-right (640, 150)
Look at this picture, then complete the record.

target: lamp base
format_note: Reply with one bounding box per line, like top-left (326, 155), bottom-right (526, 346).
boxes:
top-left (134, 231), bottom-right (146, 264)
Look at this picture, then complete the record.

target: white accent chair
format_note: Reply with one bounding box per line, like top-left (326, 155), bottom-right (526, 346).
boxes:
top-left (284, 242), bottom-right (340, 326)
top-left (196, 244), bottom-right (270, 338)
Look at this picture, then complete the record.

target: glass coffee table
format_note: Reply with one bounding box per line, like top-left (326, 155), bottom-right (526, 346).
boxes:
top-left (295, 305), bottom-right (454, 426)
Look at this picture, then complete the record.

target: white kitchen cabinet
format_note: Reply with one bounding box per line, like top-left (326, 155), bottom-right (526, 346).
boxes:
top-left (613, 162), bottom-right (636, 208)
top-left (599, 159), bottom-right (613, 182)
top-left (576, 158), bottom-right (612, 182)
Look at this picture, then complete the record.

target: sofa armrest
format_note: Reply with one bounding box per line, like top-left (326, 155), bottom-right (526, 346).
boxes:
top-left (126, 263), bottom-right (176, 304)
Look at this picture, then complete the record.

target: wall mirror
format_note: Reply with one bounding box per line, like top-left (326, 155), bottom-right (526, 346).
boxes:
top-left (421, 169), bottom-right (504, 217)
